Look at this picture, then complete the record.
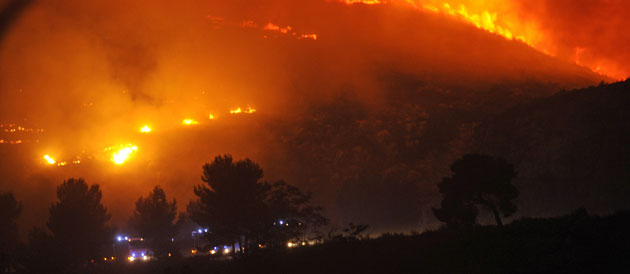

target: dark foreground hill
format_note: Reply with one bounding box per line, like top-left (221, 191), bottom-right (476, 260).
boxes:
top-left (269, 79), bottom-right (630, 231)
top-left (84, 209), bottom-right (630, 274)
top-left (472, 79), bottom-right (630, 218)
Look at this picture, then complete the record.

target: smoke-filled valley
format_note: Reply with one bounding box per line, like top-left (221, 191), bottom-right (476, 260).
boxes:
top-left (0, 0), bottom-right (627, 236)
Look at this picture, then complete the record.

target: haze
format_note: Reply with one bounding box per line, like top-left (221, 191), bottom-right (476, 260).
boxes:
top-left (0, 0), bottom-right (627, 235)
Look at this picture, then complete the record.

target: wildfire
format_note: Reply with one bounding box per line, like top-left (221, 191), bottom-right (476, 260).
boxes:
top-left (230, 106), bottom-right (256, 114)
top-left (264, 23), bottom-right (291, 34)
top-left (1, 124), bottom-right (44, 133)
top-left (399, 1), bottom-right (532, 45)
top-left (344, 0), bottom-right (382, 4)
top-left (341, 0), bottom-right (534, 47)
top-left (43, 155), bottom-right (56, 165)
top-left (0, 140), bottom-right (23, 144)
top-left (261, 22), bottom-right (318, 41)
top-left (33, 105), bottom-right (260, 167)
top-left (203, 15), bottom-right (319, 41)
top-left (1, 124), bottom-right (45, 144)
top-left (340, 0), bottom-right (626, 79)
top-left (182, 119), bottom-right (199, 125)
top-left (105, 144), bottom-right (138, 165)
top-left (140, 125), bottom-right (152, 133)
top-left (42, 154), bottom-right (84, 166)
top-left (299, 34), bottom-right (318, 40)
top-left (406, 1), bottom-right (626, 78)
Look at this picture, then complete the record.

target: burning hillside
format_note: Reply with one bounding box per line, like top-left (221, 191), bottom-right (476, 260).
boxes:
top-left (345, 0), bottom-right (630, 80)
top-left (0, 0), bottom-right (627, 232)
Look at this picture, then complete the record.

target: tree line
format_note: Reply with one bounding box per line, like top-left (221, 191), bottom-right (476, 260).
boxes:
top-left (0, 153), bottom-right (520, 273)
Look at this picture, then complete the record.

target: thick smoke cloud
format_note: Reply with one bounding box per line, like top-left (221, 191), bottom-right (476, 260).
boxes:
top-left (0, 0), bottom-right (612, 233)
top-left (411, 0), bottom-right (630, 79)
top-left (0, 0), bottom-right (32, 41)
top-left (513, 0), bottom-right (630, 79)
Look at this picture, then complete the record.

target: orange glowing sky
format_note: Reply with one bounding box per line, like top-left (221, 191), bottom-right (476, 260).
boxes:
top-left (0, 0), bottom-right (627, 232)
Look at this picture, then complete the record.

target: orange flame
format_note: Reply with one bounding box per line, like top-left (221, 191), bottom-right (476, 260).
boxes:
top-left (344, 0), bottom-right (383, 4)
top-left (230, 106), bottom-right (256, 114)
top-left (264, 23), bottom-right (292, 34)
top-left (43, 155), bottom-right (56, 165)
top-left (413, 1), bottom-right (626, 79)
top-left (299, 34), bottom-right (318, 40)
top-left (412, 1), bottom-right (534, 46)
top-left (140, 125), bottom-right (152, 133)
top-left (105, 144), bottom-right (138, 165)
top-left (182, 119), bottom-right (199, 125)
top-left (342, 0), bottom-right (626, 79)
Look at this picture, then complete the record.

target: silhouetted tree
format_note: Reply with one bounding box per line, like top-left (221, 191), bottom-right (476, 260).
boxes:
top-left (47, 178), bottom-right (111, 269)
top-left (0, 192), bottom-right (21, 272)
top-left (129, 186), bottom-right (181, 257)
top-left (433, 154), bottom-right (518, 228)
top-left (265, 180), bottom-right (328, 245)
top-left (188, 155), bottom-right (268, 253)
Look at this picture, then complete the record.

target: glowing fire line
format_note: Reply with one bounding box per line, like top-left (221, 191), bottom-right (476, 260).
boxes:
top-left (230, 106), bottom-right (256, 114)
top-left (344, 0), bottom-right (625, 79)
top-left (37, 106), bottom-right (260, 167)
top-left (183, 119), bottom-right (199, 125)
top-left (105, 144), bottom-right (138, 165)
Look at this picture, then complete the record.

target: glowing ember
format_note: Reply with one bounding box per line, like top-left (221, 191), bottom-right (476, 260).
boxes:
top-left (140, 125), bottom-right (152, 133)
top-left (106, 144), bottom-right (138, 165)
top-left (245, 106), bottom-right (256, 114)
top-left (1, 124), bottom-right (45, 144)
top-left (183, 119), bottom-right (199, 125)
top-left (43, 155), bottom-right (56, 165)
top-left (209, 114), bottom-right (215, 120)
top-left (260, 21), bottom-right (319, 40)
top-left (230, 106), bottom-right (256, 114)
top-left (299, 34), bottom-right (318, 40)
top-left (0, 140), bottom-right (23, 144)
top-left (1, 124), bottom-right (44, 133)
top-left (264, 23), bottom-right (291, 34)
top-left (344, 0), bottom-right (382, 4)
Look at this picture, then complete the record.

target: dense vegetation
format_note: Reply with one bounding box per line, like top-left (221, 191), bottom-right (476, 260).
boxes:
top-left (473, 80), bottom-right (630, 217)
top-left (275, 79), bottom-right (630, 229)
top-left (79, 209), bottom-right (630, 274)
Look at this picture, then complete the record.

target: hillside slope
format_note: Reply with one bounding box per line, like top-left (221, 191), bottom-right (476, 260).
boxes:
top-left (473, 80), bottom-right (630, 217)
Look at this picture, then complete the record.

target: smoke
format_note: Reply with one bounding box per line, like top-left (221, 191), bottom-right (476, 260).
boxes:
top-left (0, 0), bottom-right (614, 233)
top-left (409, 0), bottom-right (630, 79)
top-left (513, 0), bottom-right (630, 79)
